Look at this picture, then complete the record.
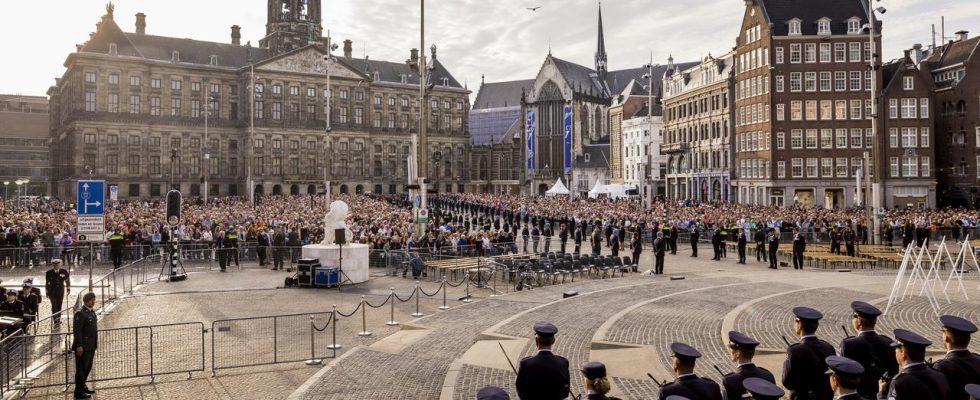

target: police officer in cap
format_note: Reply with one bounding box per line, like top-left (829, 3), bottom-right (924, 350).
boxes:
top-left (723, 331), bottom-right (775, 400)
top-left (878, 329), bottom-right (950, 400)
top-left (45, 259), bottom-right (70, 322)
top-left (825, 356), bottom-right (868, 400)
top-left (477, 386), bottom-right (510, 400)
top-left (966, 384), bottom-right (980, 400)
top-left (515, 321), bottom-right (570, 400)
top-left (782, 307), bottom-right (836, 400)
top-left (840, 301), bottom-right (898, 398)
top-left (743, 377), bottom-right (784, 400)
top-left (580, 361), bottom-right (621, 400)
top-left (935, 315), bottom-right (980, 400)
top-left (658, 342), bottom-right (722, 400)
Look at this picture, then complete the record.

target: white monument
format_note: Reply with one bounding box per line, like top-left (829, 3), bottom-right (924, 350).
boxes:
top-left (302, 200), bottom-right (370, 284)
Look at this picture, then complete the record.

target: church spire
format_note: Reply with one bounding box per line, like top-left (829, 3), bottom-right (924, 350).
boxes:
top-left (595, 2), bottom-right (608, 79)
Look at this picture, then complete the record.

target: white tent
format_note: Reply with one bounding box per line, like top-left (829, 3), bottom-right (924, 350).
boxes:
top-left (545, 178), bottom-right (570, 196)
top-left (588, 180), bottom-right (609, 198)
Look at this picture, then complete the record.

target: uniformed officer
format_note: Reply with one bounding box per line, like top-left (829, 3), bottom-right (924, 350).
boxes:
top-left (591, 228), bottom-right (602, 256)
top-left (477, 386), bottom-right (510, 400)
top-left (767, 230), bottom-right (780, 269)
top-left (257, 228), bottom-right (270, 267)
top-left (18, 280), bottom-right (39, 331)
top-left (736, 229), bottom-right (748, 264)
top-left (711, 227), bottom-right (723, 261)
top-left (107, 228), bottom-right (126, 269)
top-left (878, 329), bottom-right (950, 400)
top-left (515, 322), bottom-right (570, 400)
top-left (966, 384), bottom-right (980, 400)
top-left (226, 227), bottom-right (240, 267)
top-left (653, 232), bottom-right (666, 275)
top-left (559, 223), bottom-right (568, 254)
top-left (935, 315), bottom-right (980, 400)
top-left (0, 290), bottom-right (25, 335)
top-left (630, 232), bottom-right (642, 273)
top-left (573, 225), bottom-right (583, 255)
top-left (690, 226), bottom-right (700, 258)
top-left (754, 227), bottom-right (767, 263)
top-left (825, 356), bottom-right (868, 400)
top-left (45, 259), bottom-right (71, 323)
top-left (840, 301), bottom-right (898, 399)
top-left (792, 232), bottom-right (806, 270)
top-left (580, 361), bottom-right (622, 400)
top-left (782, 307), bottom-right (836, 400)
top-left (657, 342), bottom-right (722, 400)
top-left (743, 377), bottom-right (785, 400)
top-left (73, 292), bottom-right (98, 399)
top-left (723, 331), bottom-right (775, 400)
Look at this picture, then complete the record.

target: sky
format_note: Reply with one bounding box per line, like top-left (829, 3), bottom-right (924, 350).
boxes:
top-left (1, 0), bottom-right (979, 97)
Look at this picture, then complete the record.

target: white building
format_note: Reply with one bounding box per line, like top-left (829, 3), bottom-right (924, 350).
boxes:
top-left (622, 110), bottom-right (664, 201)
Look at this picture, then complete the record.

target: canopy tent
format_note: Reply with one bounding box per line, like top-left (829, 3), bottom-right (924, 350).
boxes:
top-left (545, 178), bottom-right (570, 196)
top-left (587, 180), bottom-right (609, 198)
top-left (588, 182), bottom-right (632, 200)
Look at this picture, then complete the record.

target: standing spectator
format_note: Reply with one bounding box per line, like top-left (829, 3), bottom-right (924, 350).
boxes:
top-left (107, 228), bottom-right (125, 269)
top-left (792, 232), bottom-right (806, 270)
top-left (73, 292), bottom-right (98, 399)
top-left (272, 226), bottom-right (286, 271)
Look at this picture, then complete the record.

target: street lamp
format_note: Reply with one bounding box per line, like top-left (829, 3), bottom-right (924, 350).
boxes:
top-left (202, 79), bottom-right (218, 205)
top-left (14, 180), bottom-right (23, 209)
top-left (247, 65), bottom-right (262, 207)
top-left (863, 1), bottom-right (884, 244)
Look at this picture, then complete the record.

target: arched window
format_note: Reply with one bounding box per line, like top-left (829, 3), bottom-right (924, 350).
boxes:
top-left (593, 107), bottom-right (603, 139)
top-left (580, 105), bottom-right (590, 137)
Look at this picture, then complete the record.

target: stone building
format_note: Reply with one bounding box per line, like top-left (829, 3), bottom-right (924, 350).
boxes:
top-left (610, 80), bottom-right (665, 204)
top-left (47, 1), bottom-right (470, 200)
top-left (0, 95), bottom-right (50, 196)
top-left (468, 78), bottom-right (531, 194)
top-left (662, 53), bottom-right (735, 203)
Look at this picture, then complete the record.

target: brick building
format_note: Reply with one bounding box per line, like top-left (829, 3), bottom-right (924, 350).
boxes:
top-left (0, 95), bottom-right (50, 196)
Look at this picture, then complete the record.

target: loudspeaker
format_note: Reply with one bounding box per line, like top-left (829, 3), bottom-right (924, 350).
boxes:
top-left (334, 228), bottom-right (346, 245)
top-left (166, 190), bottom-right (182, 226)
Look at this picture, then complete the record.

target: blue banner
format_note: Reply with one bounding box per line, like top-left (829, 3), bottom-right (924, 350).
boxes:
top-left (563, 105), bottom-right (572, 175)
top-left (526, 110), bottom-right (536, 177)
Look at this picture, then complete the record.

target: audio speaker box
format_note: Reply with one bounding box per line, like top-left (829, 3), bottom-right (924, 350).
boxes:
top-left (334, 229), bottom-right (346, 245)
top-left (166, 190), bottom-right (182, 226)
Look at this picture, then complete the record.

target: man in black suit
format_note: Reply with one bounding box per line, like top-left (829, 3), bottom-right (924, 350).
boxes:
top-left (723, 331), bottom-right (775, 400)
top-left (825, 356), bottom-right (868, 400)
top-left (754, 227), bottom-right (767, 262)
top-left (690, 226), bottom-right (700, 258)
top-left (782, 307), bottom-right (836, 400)
top-left (515, 321), bottom-right (570, 400)
top-left (256, 228), bottom-right (270, 267)
top-left (935, 315), bottom-right (980, 400)
top-left (272, 226), bottom-right (286, 270)
top-left (878, 329), bottom-right (950, 400)
top-left (657, 342), bottom-right (722, 400)
top-left (653, 232), bottom-right (666, 275)
top-left (767, 230), bottom-right (779, 269)
top-left (840, 301), bottom-right (898, 399)
top-left (736, 229), bottom-right (748, 264)
top-left (792, 232), bottom-right (806, 270)
top-left (73, 292), bottom-right (98, 399)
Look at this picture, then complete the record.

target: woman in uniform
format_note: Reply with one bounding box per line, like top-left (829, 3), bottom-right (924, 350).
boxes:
top-left (580, 361), bottom-right (621, 400)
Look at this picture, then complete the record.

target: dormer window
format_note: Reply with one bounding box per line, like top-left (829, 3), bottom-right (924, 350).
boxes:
top-left (788, 19), bottom-right (802, 36)
top-left (847, 18), bottom-right (862, 34)
top-left (441, 78), bottom-right (449, 86)
top-left (209, 55), bottom-right (218, 66)
top-left (172, 51), bottom-right (180, 62)
top-left (584, 153), bottom-right (591, 162)
top-left (373, 72), bottom-right (380, 81)
top-left (817, 18), bottom-right (831, 35)
top-left (108, 43), bottom-right (118, 55)
top-left (400, 74), bottom-right (408, 84)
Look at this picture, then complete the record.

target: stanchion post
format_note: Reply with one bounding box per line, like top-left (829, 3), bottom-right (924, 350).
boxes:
top-left (358, 295), bottom-right (372, 337)
top-left (439, 278), bottom-right (449, 310)
top-left (462, 275), bottom-right (472, 303)
top-left (491, 265), bottom-right (499, 297)
top-left (305, 315), bottom-right (322, 365)
top-left (327, 305), bottom-right (342, 350)
top-left (412, 281), bottom-right (424, 317)
top-left (386, 287), bottom-right (399, 326)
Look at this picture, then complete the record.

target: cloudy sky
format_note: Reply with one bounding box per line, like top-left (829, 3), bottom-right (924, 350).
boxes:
top-left (2, 0), bottom-right (979, 97)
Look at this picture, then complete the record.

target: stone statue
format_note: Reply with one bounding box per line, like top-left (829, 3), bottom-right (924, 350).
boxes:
top-left (321, 200), bottom-right (352, 246)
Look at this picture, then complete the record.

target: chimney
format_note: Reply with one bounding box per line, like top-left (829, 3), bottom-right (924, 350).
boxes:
top-left (911, 43), bottom-right (924, 65)
top-left (410, 48), bottom-right (419, 65)
top-left (343, 39), bottom-right (352, 58)
top-left (430, 44), bottom-right (437, 61)
top-left (956, 30), bottom-right (969, 42)
top-left (231, 25), bottom-right (241, 45)
top-left (135, 13), bottom-right (146, 35)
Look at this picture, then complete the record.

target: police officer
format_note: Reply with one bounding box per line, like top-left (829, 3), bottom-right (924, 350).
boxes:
top-left (653, 232), bottom-right (666, 275)
top-left (591, 228), bottom-right (602, 256)
top-left (515, 322), bottom-right (570, 400)
top-left (657, 342), bottom-right (722, 400)
top-left (107, 228), bottom-right (126, 269)
top-left (226, 227), bottom-right (240, 267)
top-left (711, 227), bottom-right (723, 261)
top-left (18, 280), bottom-right (39, 332)
top-left (73, 292), bottom-right (98, 399)
top-left (0, 290), bottom-right (25, 336)
top-left (840, 301), bottom-right (898, 399)
top-left (825, 356), bottom-right (868, 400)
top-left (935, 315), bottom-right (980, 400)
top-left (792, 232), bottom-right (806, 270)
top-left (579, 361), bottom-right (622, 400)
top-left (257, 228), bottom-right (270, 267)
top-left (723, 331), bottom-right (775, 400)
top-left (743, 377), bottom-right (785, 400)
top-left (878, 329), bottom-right (950, 400)
top-left (630, 231), bottom-right (642, 273)
top-left (690, 226), bottom-right (700, 258)
top-left (830, 227), bottom-right (842, 255)
top-left (767, 230), bottom-right (780, 269)
top-left (844, 228), bottom-right (856, 257)
top-left (216, 230), bottom-right (228, 270)
top-left (782, 307), bottom-right (836, 400)
top-left (559, 223), bottom-right (568, 254)
top-left (754, 227), bottom-right (767, 263)
top-left (574, 225), bottom-right (584, 256)
top-left (522, 225), bottom-right (530, 253)
top-left (736, 229), bottom-right (747, 264)
top-left (543, 222), bottom-right (553, 253)
top-left (45, 259), bottom-right (70, 320)
top-left (477, 386), bottom-right (510, 400)
top-left (531, 225), bottom-right (541, 254)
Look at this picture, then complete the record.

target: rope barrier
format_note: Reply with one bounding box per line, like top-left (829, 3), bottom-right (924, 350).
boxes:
top-left (364, 294), bottom-right (392, 309)
top-left (310, 313), bottom-right (332, 332)
top-left (444, 277), bottom-right (468, 288)
top-left (393, 287), bottom-right (417, 302)
top-left (418, 282), bottom-right (442, 297)
top-left (335, 301), bottom-right (363, 318)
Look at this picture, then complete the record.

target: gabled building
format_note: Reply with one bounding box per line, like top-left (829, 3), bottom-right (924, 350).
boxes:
top-left (920, 31), bottom-right (980, 207)
top-left (47, 1), bottom-right (470, 200)
top-left (468, 77), bottom-right (532, 194)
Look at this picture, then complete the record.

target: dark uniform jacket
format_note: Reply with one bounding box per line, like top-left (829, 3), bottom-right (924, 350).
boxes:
top-left (515, 349), bottom-right (570, 400)
top-left (933, 350), bottom-right (980, 400)
top-left (657, 374), bottom-right (723, 400)
top-left (722, 363), bottom-right (775, 400)
top-left (836, 394), bottom-right (870, 400)
top-left (782, 336), bottom-right (836, 400)
top-left (840, 331), bottom-right (899, 398)
top-left (877, 363), bottom-right (949, 400)
top-left (72, 306), bottom-right (98, 351)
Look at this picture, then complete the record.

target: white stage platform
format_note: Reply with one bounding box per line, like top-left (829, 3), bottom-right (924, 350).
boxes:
top-left (301, 243), bottom-right (370, 284)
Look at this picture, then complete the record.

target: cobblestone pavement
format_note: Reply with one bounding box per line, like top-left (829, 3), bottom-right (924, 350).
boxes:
top-left (11, 244), bottom-right (980, 400)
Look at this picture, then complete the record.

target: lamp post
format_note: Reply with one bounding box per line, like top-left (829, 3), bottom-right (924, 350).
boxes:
top-left (642, 53), bottom-right (655, 207)
top-left (864, 2), bottom-right (886, 244)
top-left (202, 81), bottom-right (218, 205)
top-left (247, 65), bottom-right (262, 207)
top-left (14, 180), bottom-right (23, 209)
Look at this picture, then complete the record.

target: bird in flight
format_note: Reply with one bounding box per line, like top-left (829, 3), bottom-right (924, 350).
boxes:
top-left (527, 6), bottom-right (542, 11)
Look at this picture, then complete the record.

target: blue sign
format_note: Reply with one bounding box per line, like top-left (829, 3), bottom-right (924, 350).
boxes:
top-left (526, 110), bottom-right (536, 177)
top-left (77, 180), bottom-right (106, 216)
top-left (563, 105), bottom-right (573, 175)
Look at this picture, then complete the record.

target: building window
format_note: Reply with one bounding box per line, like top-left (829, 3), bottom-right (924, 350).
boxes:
top-left (792, 158), bottom-right (803, 177)
top-left (209, 55), bottom-right (218, 66)
top-left (921, 127), bottom-right (930, 148)
top-left (848, 19), bottom-right (861, 34)
top-left (804, 44), bottom-right (816, 63)
top-left (901, 128), bottom-right (918, 148)
top-left (791, 101), bottom-right (802, 121)
top-left (272, 102), bottom-right (282, 120)
top-left (108, 43), bottom-right (117, 55)
top-left (821, 128), bottom-right (833, 148)
top-left (791, 129), bottom-right (803, 149)
top-left (901, 98), bottom-right (917, 119)
top-left (255, 101), bottom-right (263, 119)
top-left (850, 71), bottom-right (862, 91)
top-left (172, 51), bottom-right (180, 62)
top-left (776, 132), bottom-right (785, 149)
top-left (849, 43), bottom-right (862, 62)
top-left (129, 95), bottom-right (140, 114)
top-left (272, 84), bottom-right (282, 95)
top-left (818, 72), bottom-right (831, 92)
top-left (150, 78), bottom-right (161, 89)
top-left (790, 44), bottom-right (801, 63)
top-left (804, 72), bottom-right (817, 92)
top-left (834, 72), bottom-right (846, 91)
top-left (84, 92), bottom-right (96, 112)
top-left (789, 20), bottom-right (801, 36)
top-left (806, 158), bottom-right (818, 178)
top-left (850, 128), bottom-right (863, 148)
top-left (836, 158), bottom-right (848, 177)
top-left (850, 100), bottom-right (862, 120)
top-left (903, 156), bottom-right (919, 177)
top-left (805, 101), bottom-right (817, 121)
top-left (889, 99), bottom-right (898, 119)
top-left (191, 82), bottom-right (201, 92)
top-left (820, 100), bottom-right (833, 120)
top-left (836, 129), bottom-right (848, 148)
top-left (108, 93), bottom-right (119, 113)
top-left (172, 79), bottom-right (182, 91)
top-left (890, 157), bottom-right (900, 177)
top-left (921, 156), bottom-right (930, 177)
top-left (819, 43), bottom-right (831, 63)
top-left (790, 73), bottom-right (802, 92)
top-left (191, 99), bottom-right (201, 117)
top-left (289, 86), bottom-right (299, 96)
top-left (84, 72), bottom-right (97, 83)
top-left (339, 89), bottom-right (348, 99)
top-left (339, 107), bottom-right (348, 123)
top-left (889, 128), bottom-right (899, 148)
top-left (835, 100), bottom-right (848, 120)
top-left (130, 75), bottom-right (141, 87)
top-left (106, 154), bottom-right (118, 174)
top-left (919, 98), bottom-right (929, 118)
top-left (818, 19), bottom-right (831, 35)
top-left (805, 129), bottom-right (818, 148)
top-left (775, 47), bottom-right (784, 64)
top-left (776, 104), bottom-right (785, 121)
top-left (149, 156), bottom-right (160, 175)
top-left (775, 75), bottom-right (784, 92)
top-left (821, 157), bottom-right (833, 177)
top-left (777, 161), bottom-right (786, 178)
top-left (150, 97), bottom-right (161, 116)
top-left (903, 76), bottom-right (914, 90)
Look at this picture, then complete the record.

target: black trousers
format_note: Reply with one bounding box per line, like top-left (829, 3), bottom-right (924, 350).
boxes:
top-left (738, 245), bottom-right (746, 263)
top-left (110, 251), bottom-right (122, 269)
top-left (769, 250), bottom-right (778, 268)
top-left (655, 254), bottom-right (665, 274)
top-left (217, 248), bottom-right (228, 270)
top-left (273, 249), bottom-right (284, 269)
top-left (792, 251), bottom-right (804, 269)
top-left (50, 294), bottom-right (64, 318)
top-left (690, 240), bottom-right (698, 257)
top-left (632, 251), bottom-right (641, 272)
top-left (756, 243), bottom-right (766, 261)
top-left (257, 247), bottom-right (267, 266)
top-left (75, 350), bottom-right (95, 396)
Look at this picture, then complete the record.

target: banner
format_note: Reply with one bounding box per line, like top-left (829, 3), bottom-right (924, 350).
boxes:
top-left (526, 110), bottom-right (536, 177)
top-left (563, 105), bottom-right (573, 175)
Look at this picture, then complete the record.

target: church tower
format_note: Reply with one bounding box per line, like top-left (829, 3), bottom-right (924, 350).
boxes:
top-left (260, 0), bottom-right (323, 55)
top-left (595, 2), bottom-right (608, 82)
